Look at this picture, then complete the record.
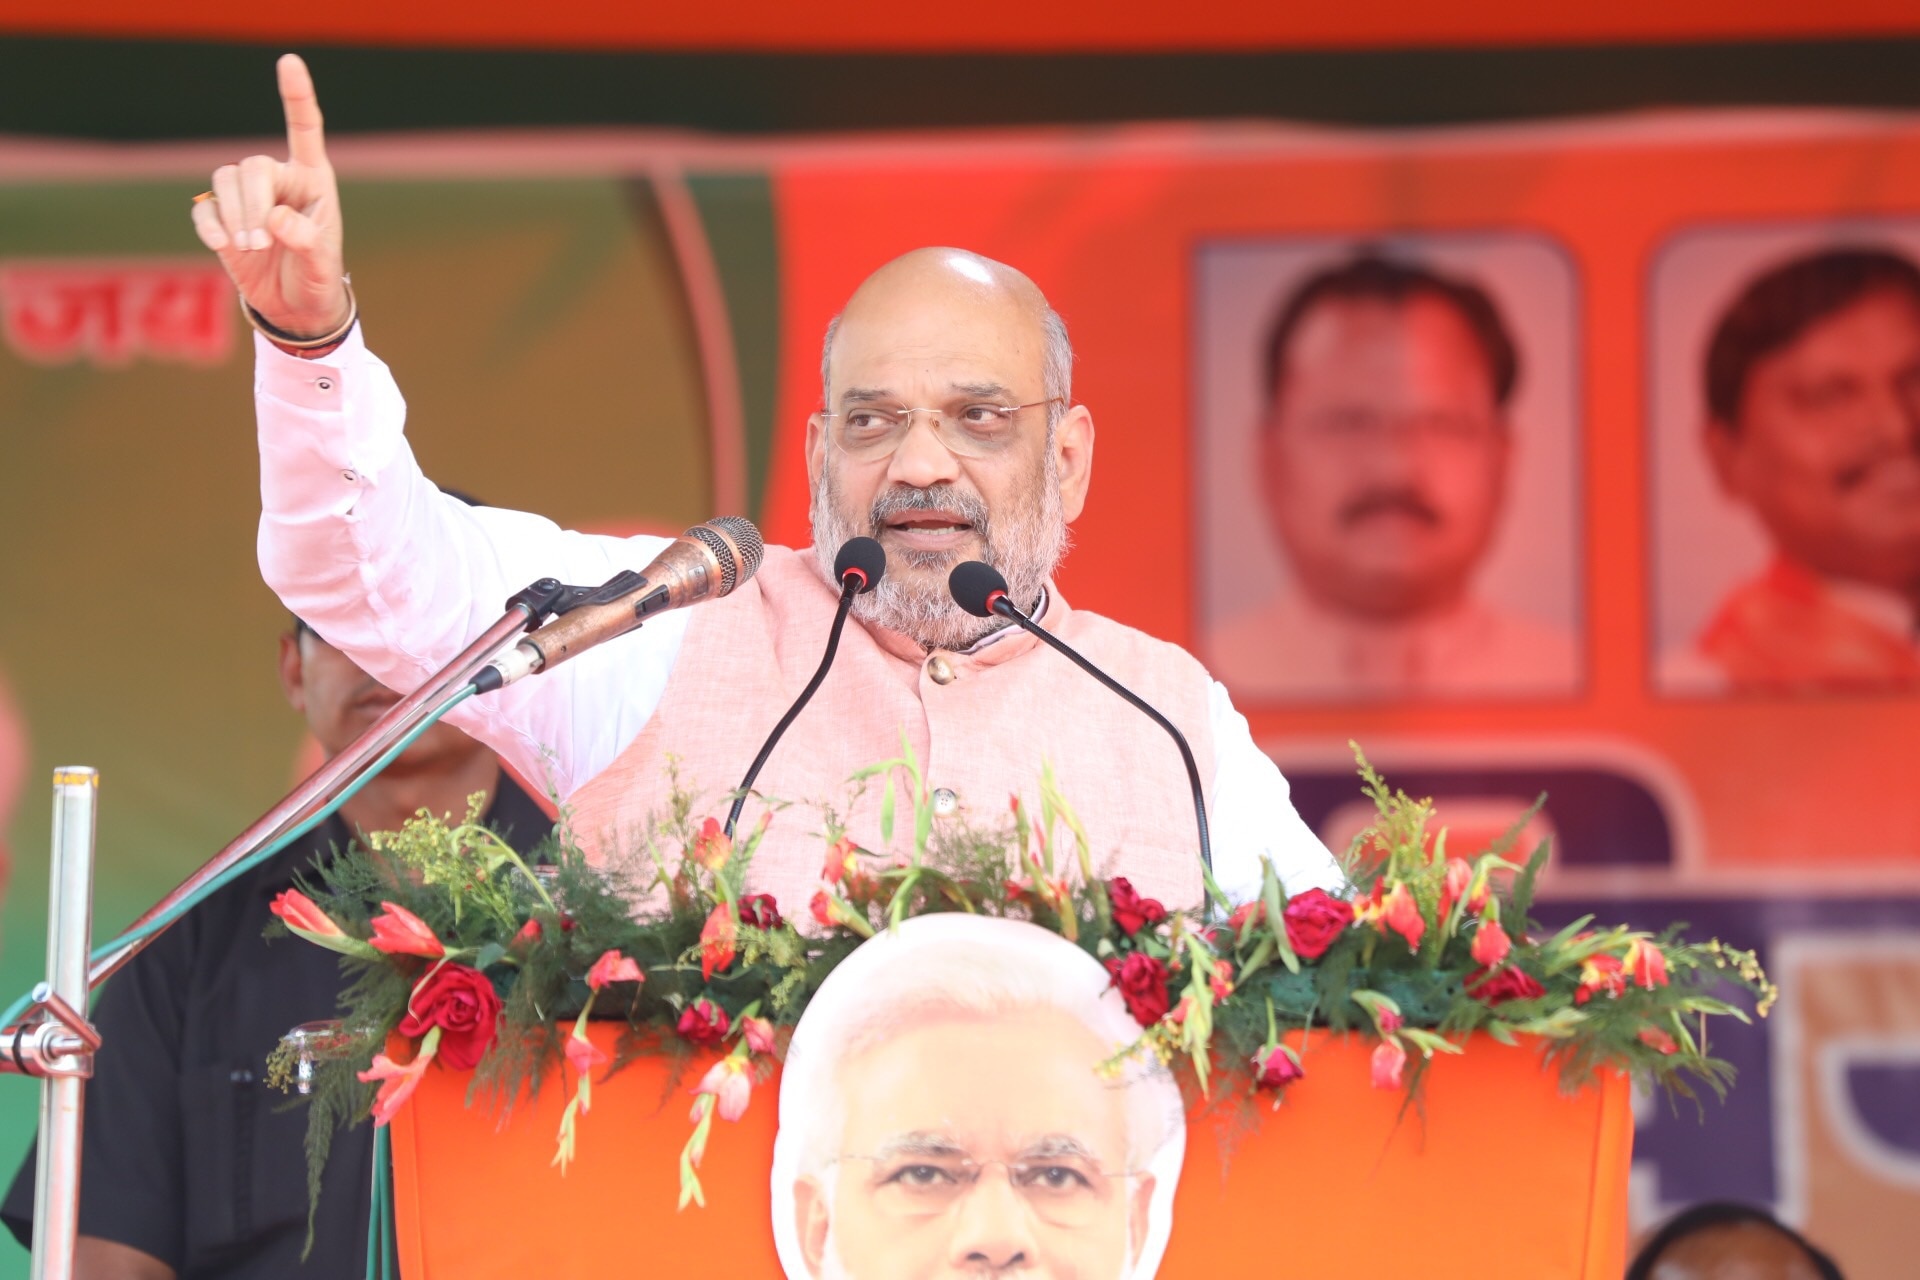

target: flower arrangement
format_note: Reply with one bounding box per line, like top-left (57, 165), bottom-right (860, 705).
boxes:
top-left (267, 744), bottom-right (1771, 1218)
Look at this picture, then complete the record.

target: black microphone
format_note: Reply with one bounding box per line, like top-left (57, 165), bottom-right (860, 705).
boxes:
top-left (948, 560), bottom-right (1212, 874)
top-left (475, 516), bottom-right (765, 693)
top-left (722, 537), bottom-right (886, 839)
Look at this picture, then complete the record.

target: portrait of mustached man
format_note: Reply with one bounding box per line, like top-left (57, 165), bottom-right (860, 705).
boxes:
top-left (1209, 253), bottom-right (1579, 702)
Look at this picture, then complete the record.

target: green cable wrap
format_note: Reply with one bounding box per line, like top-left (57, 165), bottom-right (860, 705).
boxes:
top-left (369, 1124), bottom-right (397, 1280)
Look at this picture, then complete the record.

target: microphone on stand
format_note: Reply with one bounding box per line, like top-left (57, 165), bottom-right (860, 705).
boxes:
top-left (722, 537), bottom-right (886, 839)
top-left (475, 516), bottom-right (764, 693)
top-left (947, 560), bottom-right (1212, 874)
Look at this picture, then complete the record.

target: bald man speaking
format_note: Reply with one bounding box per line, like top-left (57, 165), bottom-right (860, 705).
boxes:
top-left (200, 56), bottom-right (1339, 914)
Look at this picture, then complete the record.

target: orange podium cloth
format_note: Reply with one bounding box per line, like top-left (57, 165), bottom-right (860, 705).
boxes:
top-left (389, 1025), bottom-right (1631, 1278)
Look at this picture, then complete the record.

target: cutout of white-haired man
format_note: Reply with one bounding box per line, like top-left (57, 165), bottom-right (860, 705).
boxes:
top-left (773, 916), bottom-right (1184, 1280)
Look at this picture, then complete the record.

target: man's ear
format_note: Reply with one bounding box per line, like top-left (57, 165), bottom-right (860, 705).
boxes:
top-left (1128, 1172), bottom-right (1157, 1261)
top-left (1054, 403), bottom-right (1096, 523)
top-left (794, 1174), bottom-right (830, 1277)
top-left (1703, 417), bottom-right (1747, 500)
top-left (277, 632), bottom-right (306, 714)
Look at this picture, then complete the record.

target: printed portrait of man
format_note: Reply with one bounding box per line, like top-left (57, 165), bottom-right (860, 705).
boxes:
top-left (771, 915), bottom-right (1185, 1280)
top-left (1663, 245), bottom-right (1920, 694)
top-left (1203, 251), bottom-right (1580, 702)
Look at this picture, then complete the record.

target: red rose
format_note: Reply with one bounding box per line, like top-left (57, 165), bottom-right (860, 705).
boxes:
top-left (1251, 1044), bottom-right (1305, 1090)
top-left (739, 893), bottom-right (783, 930)
top-left (395, 963), bottom-right (501, 1071)
top-left (1107, 877), bottom-right (1169, 936)
top-left (1465, 964), bottom-right (1547, 1006)
top-left (677, 997), bottom-right (731, 1047)
top-left (1282, 888), bottom-right (1355, 960)
top-left (1103, 952), bottom-right (1171, 1026)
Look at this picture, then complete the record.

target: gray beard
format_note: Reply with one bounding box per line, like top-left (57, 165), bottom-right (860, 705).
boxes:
top-left (810, 461), bottom-right (1069, 652)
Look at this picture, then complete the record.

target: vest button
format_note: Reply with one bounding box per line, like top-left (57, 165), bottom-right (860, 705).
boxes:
top-left (926, 655), bottom-right (956, 685)
top-left (932, 787), bottom-right (959, 815)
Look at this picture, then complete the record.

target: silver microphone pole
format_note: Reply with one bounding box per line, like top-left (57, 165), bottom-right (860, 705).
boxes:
top-left (26, 768), bottom-right (99, 1280)
top-left (0, 581), bottom-right (566, 1280)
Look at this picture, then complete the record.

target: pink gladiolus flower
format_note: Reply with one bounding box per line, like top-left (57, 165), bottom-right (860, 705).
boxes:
top-left (1576, 953), bottom-right (1628, 1004)
top-left (691, 817), bottom-right (731, 871)
top-left (270, 888), bottom-right (343, 937)
top-left (368, 902), bottom-right (444, 958)
top-left (565, 1033), bottom-right (608, 1076)
top-left (700, 904), bottom-right (739, 981)
top-left (693, 1057), bottom-right (752, 1123)
top-left (1440, 858), bottom-right (1472, 916)
top-left (1466, 871), bottom-right (1491, 916)
top-left (358, 1033), bottom-right (439, 1126)
top-left (1381, 882), bottom-right (1425, 951)
top-left (270, 889), bottom-right (376, 956)
top-left (1370, 1038), bottom-right (1408, 1090)
top-left (586, 949), bottom-right (644, 991)
top-left (1638, 1027), bottom-right (1679, 1055)
top-left (1626, 938), bottom-right (1670, 989)
top-left (821, 837), bottom-right (855, 886)
top-left (741, 1016), bottom-right (776, 1056)
top-left (1376, 1007), bottom-right (1404, 1035)
top-left (1470, 919), bottom-right (1511, 969)
top-left (564, 1032), bottom-right (609, 1114)
top-left (1227, 901), bottom-right (1265, 937)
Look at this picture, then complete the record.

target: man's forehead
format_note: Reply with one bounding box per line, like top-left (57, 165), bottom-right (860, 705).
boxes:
top-left (833, 1014), bottom-right (1128, 1145)
top-left (1769, 288), bottom-right (1920, 371)
top-left (868, 1129), bottom-right (1103, 1161)
top-left (826, 249), bottom-right (1050, 392)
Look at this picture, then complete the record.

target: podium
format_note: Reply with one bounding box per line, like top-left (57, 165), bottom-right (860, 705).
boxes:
top-left (389, 1023), bottom-right (1632, 1278)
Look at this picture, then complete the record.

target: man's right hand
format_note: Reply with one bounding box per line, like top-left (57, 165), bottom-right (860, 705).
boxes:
top-left (190, 53), bottom-right (349, 340)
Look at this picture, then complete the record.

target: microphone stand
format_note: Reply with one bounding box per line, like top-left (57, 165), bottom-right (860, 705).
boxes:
top-left (987, 597), bottom-right (1214, 876)
top-left (0, 575), bottom-right (575, 1280)
top-left (723, 575), bottom-right (860, 840)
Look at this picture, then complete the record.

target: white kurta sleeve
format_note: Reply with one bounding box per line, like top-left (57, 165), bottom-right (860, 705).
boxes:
top-left (1203, 680), bottom-right (1345, 903)
top-left (254, 328), bottom-right (689, 799)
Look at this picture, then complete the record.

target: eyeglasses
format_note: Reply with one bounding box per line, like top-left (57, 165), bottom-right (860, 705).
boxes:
top-left (834, 1151), bottom-right (1136, 1228)
top-left (819, 399), bottom-right (1060, 462)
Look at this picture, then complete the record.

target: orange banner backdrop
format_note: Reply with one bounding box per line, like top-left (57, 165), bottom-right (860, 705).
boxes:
top-left (757, 117), bottom-right (1920, 878)
top-left (4, 1), bottom-right (1920, 52)
top-left (390, 1026), bottom-right (1632, 1278)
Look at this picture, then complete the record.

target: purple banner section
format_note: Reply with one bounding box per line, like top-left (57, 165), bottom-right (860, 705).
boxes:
top-left (1534, 894), bottom-right (1920, 1218)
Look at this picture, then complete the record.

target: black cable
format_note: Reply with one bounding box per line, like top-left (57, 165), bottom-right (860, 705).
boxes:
top-left (723, 578), bottom-right (860, 841)
top-left (990, 599), bottom-right (1213, 875)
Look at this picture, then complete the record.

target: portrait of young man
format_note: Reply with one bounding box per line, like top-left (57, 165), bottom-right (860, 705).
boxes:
top-left (1656, 242), bottom-right (1920, 695)
top-left (771, 915), bottom-right (1185, 1280)
top-left (1196, 243), bottom-right (1582, 704)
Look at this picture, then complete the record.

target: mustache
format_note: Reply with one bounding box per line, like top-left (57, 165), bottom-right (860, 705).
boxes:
top-left (1834, 440), bottom-right (1920, 492)
top-left (1339, 489), bottom-right (1442, 528)
top-left (869, 484), bottom-right (991, 534)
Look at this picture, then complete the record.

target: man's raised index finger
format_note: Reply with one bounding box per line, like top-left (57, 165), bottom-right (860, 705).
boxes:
top-left (277, 53), bottom-right (327, 166)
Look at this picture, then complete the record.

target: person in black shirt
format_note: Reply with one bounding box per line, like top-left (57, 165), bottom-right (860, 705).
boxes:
top-left (2, 618), bottom-right (553, 1279)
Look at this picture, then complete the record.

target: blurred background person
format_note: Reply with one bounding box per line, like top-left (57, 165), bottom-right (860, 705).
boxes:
top-left (1626, 1202), bottom-right (1845, 1280)
top-left (0, 666), bottom-right (23, 907)
top-left (1208, 254), bottom-right (1579, 701)
top-left (1671, 246), bottom-right (1920, 694)
top-left (0, 614), bottom-right (552, 1280)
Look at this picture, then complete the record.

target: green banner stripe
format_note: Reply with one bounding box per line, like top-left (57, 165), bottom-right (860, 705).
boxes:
top-left (7, 37), bottom-right (1920, 139)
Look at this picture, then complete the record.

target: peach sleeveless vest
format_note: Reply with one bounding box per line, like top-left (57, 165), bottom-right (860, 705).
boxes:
top-left (564, 547), bottom-right (1217, 917)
